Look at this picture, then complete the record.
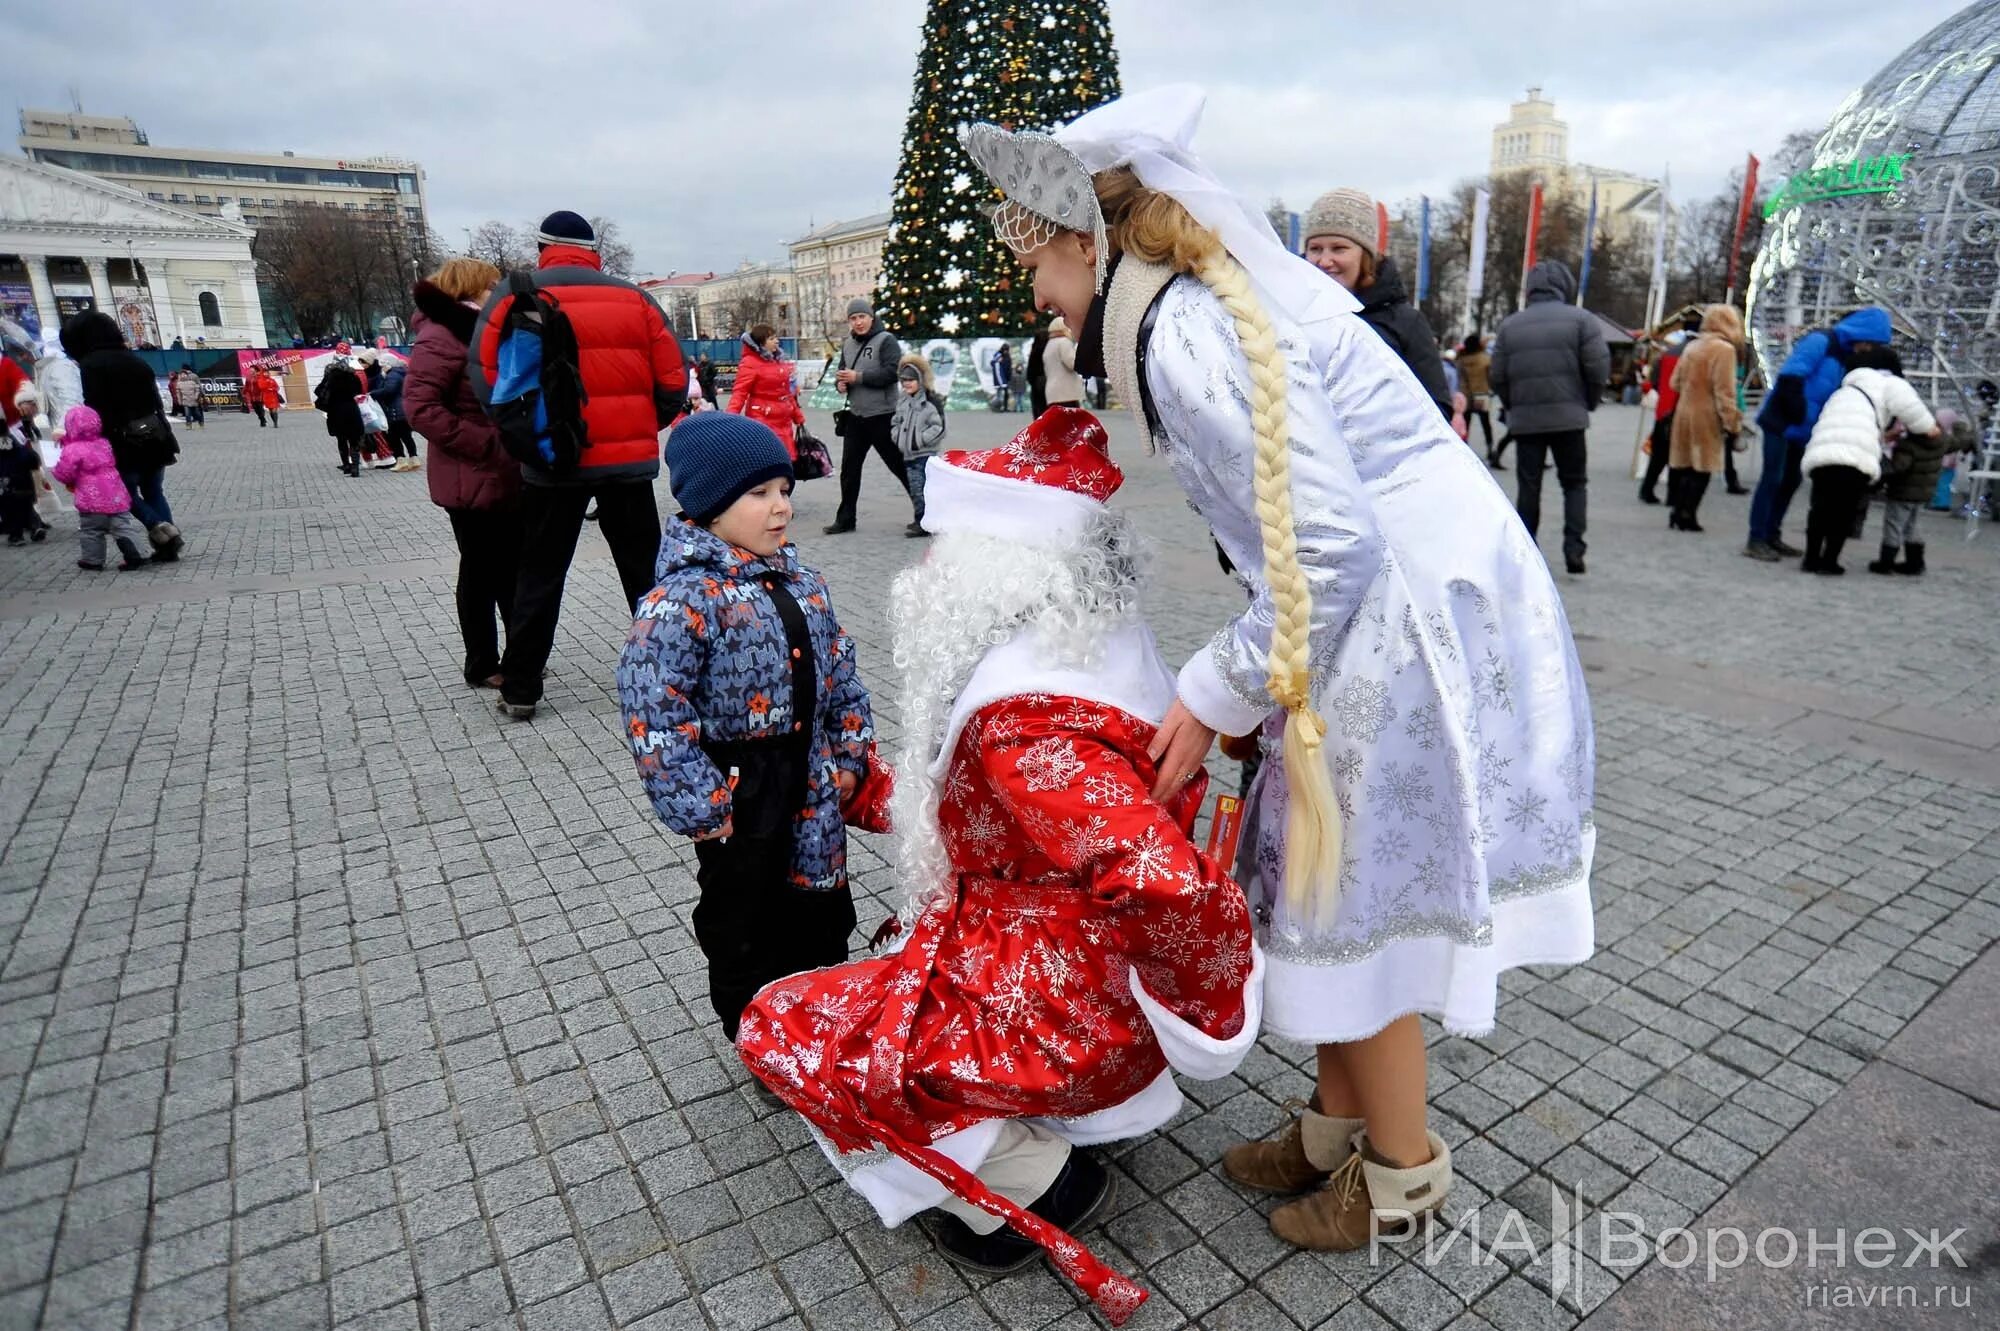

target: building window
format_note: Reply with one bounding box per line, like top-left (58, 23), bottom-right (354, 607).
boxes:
top-left (147, 192), bottom-right (165, 202)
top-left (198, 292), bottom-right (221, 326)
top-left (170, 193), bottom-right (189, 204)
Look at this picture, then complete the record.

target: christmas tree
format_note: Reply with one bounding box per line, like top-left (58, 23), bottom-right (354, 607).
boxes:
top-left (877, 0), bottom-right (1120, 340)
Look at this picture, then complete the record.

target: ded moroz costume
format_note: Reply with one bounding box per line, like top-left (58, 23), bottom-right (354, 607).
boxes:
top-left (736, 408), bottom-right (1261, 1324)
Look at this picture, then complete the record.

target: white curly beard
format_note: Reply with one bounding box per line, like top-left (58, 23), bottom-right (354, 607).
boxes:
top-left (888, 516), bottom-right (1146, 920)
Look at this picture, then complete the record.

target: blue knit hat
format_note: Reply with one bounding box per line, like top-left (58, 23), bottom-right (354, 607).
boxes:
top-left (666, 412), bottom-right (794, 524)
top-left (534, 210), bottom-right (597, 250)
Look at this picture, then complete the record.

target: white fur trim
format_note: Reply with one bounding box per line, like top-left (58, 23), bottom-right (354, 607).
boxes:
top-left (919, 455), bottom-right (1106, 546)
top-left (1176, 645), bottom-right (1270, 741)
top-left (815, 1070), bottom-right (1185, 1227)
top-left (927, 621), bottom-right (1180, 779)
top-left (1129, 943), bottom-right (1264, 1080)
top-left (1262, 873), bottom-right (1595, 1043)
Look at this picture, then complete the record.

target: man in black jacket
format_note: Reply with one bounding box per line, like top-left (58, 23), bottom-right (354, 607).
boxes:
top-left (824, 299), bottom-right (914, 535)
top-left (1489, 260), bottom-right (1610, 575)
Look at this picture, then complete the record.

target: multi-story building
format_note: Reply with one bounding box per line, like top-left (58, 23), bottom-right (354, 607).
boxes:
top-left (0, 154), bottom-right (265, 348)
top-left (638, 272), bottom-right (716, 339)
top-left (788, 212), bottom-right (889, 349)
top-left (20, 109), bottom-right (429, 237)
top-left (1489, 88), bottom-right (1668, 244)
top-left (692, 263), bottom-right (797, 342)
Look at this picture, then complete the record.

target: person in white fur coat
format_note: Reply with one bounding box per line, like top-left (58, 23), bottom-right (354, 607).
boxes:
top-left (1800, 346), bottom-right (1937, 575)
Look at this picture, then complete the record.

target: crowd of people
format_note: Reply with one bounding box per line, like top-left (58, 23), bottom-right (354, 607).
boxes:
top-left (1, 85), bottom-right (1983, 1325)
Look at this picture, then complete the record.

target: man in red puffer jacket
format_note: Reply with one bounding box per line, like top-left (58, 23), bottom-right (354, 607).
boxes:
top-left (470, 210), bottom-right (689, 719)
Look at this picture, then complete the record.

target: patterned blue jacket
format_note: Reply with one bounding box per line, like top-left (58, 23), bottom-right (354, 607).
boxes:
top-left (616, 520), bottom-right (873, 892)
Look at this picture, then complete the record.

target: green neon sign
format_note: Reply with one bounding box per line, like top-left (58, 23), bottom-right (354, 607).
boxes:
top-left (1764, 153), bottom-right (1913, 217)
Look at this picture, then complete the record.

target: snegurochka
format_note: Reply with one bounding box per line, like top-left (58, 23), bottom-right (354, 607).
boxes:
top-left (1764, 153), bottom-right (1914, 217)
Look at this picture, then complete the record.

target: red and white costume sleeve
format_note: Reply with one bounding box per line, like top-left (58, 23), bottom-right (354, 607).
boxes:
top-left (736, 619), bottom-right (1262, 1325)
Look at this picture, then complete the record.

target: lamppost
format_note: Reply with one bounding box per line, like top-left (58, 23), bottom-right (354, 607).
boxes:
top-left (123, 238), bottom-right (165, 348)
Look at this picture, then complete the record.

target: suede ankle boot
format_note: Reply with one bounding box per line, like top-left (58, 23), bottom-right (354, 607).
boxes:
top-left (1222, 1097), bottom-right (1364, 1195)
top-left (1268, 1129), bottom-right (1452, 1252)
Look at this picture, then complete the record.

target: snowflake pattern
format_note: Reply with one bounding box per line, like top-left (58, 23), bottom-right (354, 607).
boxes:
top-left (1371, 828), bottom-right (1411, 867)
top-left (1504, 787), bottom-right (1549, 833)
top-left (1016, 736), bottom-right (1085, 792)
top-left (1369, 761), bottom-right (1436, 820)
top-left (1058, 815), bottom-right (1117, 865)
top-left (1125, 823), bottom-right (1176, 891)
top-left (1472, 650), bottom-right (1515, 714)
top-left (1330, 676), bottom-right (1397, 743)
top-left (1539, 819), bottom-right (1583, 863)
top-left (1143, 908), bottom-right (1204, 964)
top-left (1083, 773), bottom-right (1129, 807)
top-left (1559, 735), bottom-right (1590, 804)
top-left (1475, 740), bottom-right (1514, 803)
top-left (1404, 699), bottom-right (1443, 751)
top-left (955, 803), bottom-right (1008, 858)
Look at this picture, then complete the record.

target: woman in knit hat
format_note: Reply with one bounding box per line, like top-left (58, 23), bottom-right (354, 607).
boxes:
top-left (1301, 187), bottom-right (1454, 421)
top-left (961, 86), bottom-right (1593, 1275)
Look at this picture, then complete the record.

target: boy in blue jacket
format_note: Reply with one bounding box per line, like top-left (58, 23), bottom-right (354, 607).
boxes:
top-left (1747, 306), bottom-right (1891, 561)
top-left (617, 412), bottom-right (874, 1039)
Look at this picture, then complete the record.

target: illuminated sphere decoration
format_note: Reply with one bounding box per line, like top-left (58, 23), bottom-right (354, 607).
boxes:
top-left (1747, 1), bottom-right (2000, 409)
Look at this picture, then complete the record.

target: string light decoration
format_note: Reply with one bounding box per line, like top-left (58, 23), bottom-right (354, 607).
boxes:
top-left (877, 0), bottom-right (1120, 339)
top-left (1746, 4), bottom-right (2000, 413)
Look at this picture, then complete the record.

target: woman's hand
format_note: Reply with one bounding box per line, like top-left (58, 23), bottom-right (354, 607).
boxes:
top-left (836, 770), bottom-right (858, 800)
top-left (693, 818), bottom-right (734, 843)
top-left (1147, 699), bottom-right (1217, 802)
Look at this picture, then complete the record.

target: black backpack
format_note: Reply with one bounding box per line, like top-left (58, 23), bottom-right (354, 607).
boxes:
top-left (490, 271), bottom-right (589, 471)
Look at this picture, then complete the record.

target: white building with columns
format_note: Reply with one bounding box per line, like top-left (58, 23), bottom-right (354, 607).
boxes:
top-left (0, 154), bottom-right (266, 349)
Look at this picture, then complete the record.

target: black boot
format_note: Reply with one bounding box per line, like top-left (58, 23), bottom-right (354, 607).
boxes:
top-left (1800, 528), bottom-right (1824, 572)
top-left (1867, 543), bottom-right (1899, 574)
top-left (1681, 472), bottom-right (1710, 532)
top-left (1818, 532), bottom-right (1850, 575)
top-left (925, 1149), bottom-right (1114, 1275)
top-left (1665, 469), bottom-right (1690, 529)
top-left (1896, 542), bottom-right (1926, 576)
top-left (116, 538), bottom-right (150, 571)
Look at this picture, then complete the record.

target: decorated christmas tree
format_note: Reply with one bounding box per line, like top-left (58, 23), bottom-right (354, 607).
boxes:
top-left (877, 0), bottom-right (1120, 340)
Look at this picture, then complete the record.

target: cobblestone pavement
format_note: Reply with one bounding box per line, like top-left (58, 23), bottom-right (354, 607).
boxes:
top-left (1, 404), bottom-right (1995, 1331)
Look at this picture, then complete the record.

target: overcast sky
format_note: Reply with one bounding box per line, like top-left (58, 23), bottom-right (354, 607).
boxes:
top-left (15, 0), bottom-right (1971, 276)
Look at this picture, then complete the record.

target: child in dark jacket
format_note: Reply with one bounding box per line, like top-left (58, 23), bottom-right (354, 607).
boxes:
top-left (618, 412), bottom-right (874, 1040)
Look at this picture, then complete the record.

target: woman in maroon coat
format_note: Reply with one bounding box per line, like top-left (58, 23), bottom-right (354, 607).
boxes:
top-left (724, 323), bottom-right (805, 458)
top-left (406, 258), bottom-right (523, 688)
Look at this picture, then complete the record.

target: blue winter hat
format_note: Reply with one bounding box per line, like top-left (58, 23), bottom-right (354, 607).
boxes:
top-left (534, 210), bottom-right (597, 250)
top-left (666, 412), bottom-right (794, 524)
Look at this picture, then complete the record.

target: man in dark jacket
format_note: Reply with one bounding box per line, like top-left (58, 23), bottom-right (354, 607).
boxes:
top-left (825, 299), bottom-right (914, 535)
top-left (60, 310), bottom-right (183, 559)
top-left (1489, 260), bottom-right (1610, 574)
top-left (470, 210), bottom-right (688, 718)
top-left (1352, 257), bottom-right (1453, 421)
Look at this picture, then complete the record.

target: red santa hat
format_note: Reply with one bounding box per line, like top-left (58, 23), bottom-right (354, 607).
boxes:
top-left (919, 406), bottom-right (1123, 545)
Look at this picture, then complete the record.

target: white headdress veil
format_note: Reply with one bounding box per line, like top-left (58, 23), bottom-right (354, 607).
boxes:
top-left (956, 86), bottom-right (1360, 321)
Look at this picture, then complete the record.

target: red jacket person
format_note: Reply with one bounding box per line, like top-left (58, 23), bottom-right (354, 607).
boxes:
top-left (468, 210), bottom-right (689, 718)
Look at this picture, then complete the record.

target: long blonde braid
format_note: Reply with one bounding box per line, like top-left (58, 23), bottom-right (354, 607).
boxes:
top-left (1190, 250), bottom-right (1344, 923)
top-left (1091, 168), bottom-right (1343, 922)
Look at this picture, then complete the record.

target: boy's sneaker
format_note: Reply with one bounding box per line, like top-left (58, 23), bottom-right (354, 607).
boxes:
top-left (905, 521), bottom-right (930, 538)
top-left (30, 526), bottom-right (46, 543)
top-left (1743, 540), bottom-right (1782, 562)
top-left (497, 698), bottom-right (537, 720)
top-left (6, 535), bottom-right (21, 546)
top-left (76, 560), bottom-right (103, 571)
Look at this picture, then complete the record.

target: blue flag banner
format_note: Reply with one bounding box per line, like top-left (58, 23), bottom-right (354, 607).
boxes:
top-left (1416, 196), bottom-right (1432, 303)
top-left (1577, 178), bottom-right (1600, 305)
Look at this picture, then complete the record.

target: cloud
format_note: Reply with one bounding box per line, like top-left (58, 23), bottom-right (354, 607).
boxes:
top-left (11, 0), bottom-right (1970, 274)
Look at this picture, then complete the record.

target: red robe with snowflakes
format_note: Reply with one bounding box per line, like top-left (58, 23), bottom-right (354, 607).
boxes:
top-left (737, 692), bottom-right (1258, 1323)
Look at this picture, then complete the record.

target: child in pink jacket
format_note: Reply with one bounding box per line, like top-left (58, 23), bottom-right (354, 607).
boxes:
top-left (50, 406), bottom-right (153, 571)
